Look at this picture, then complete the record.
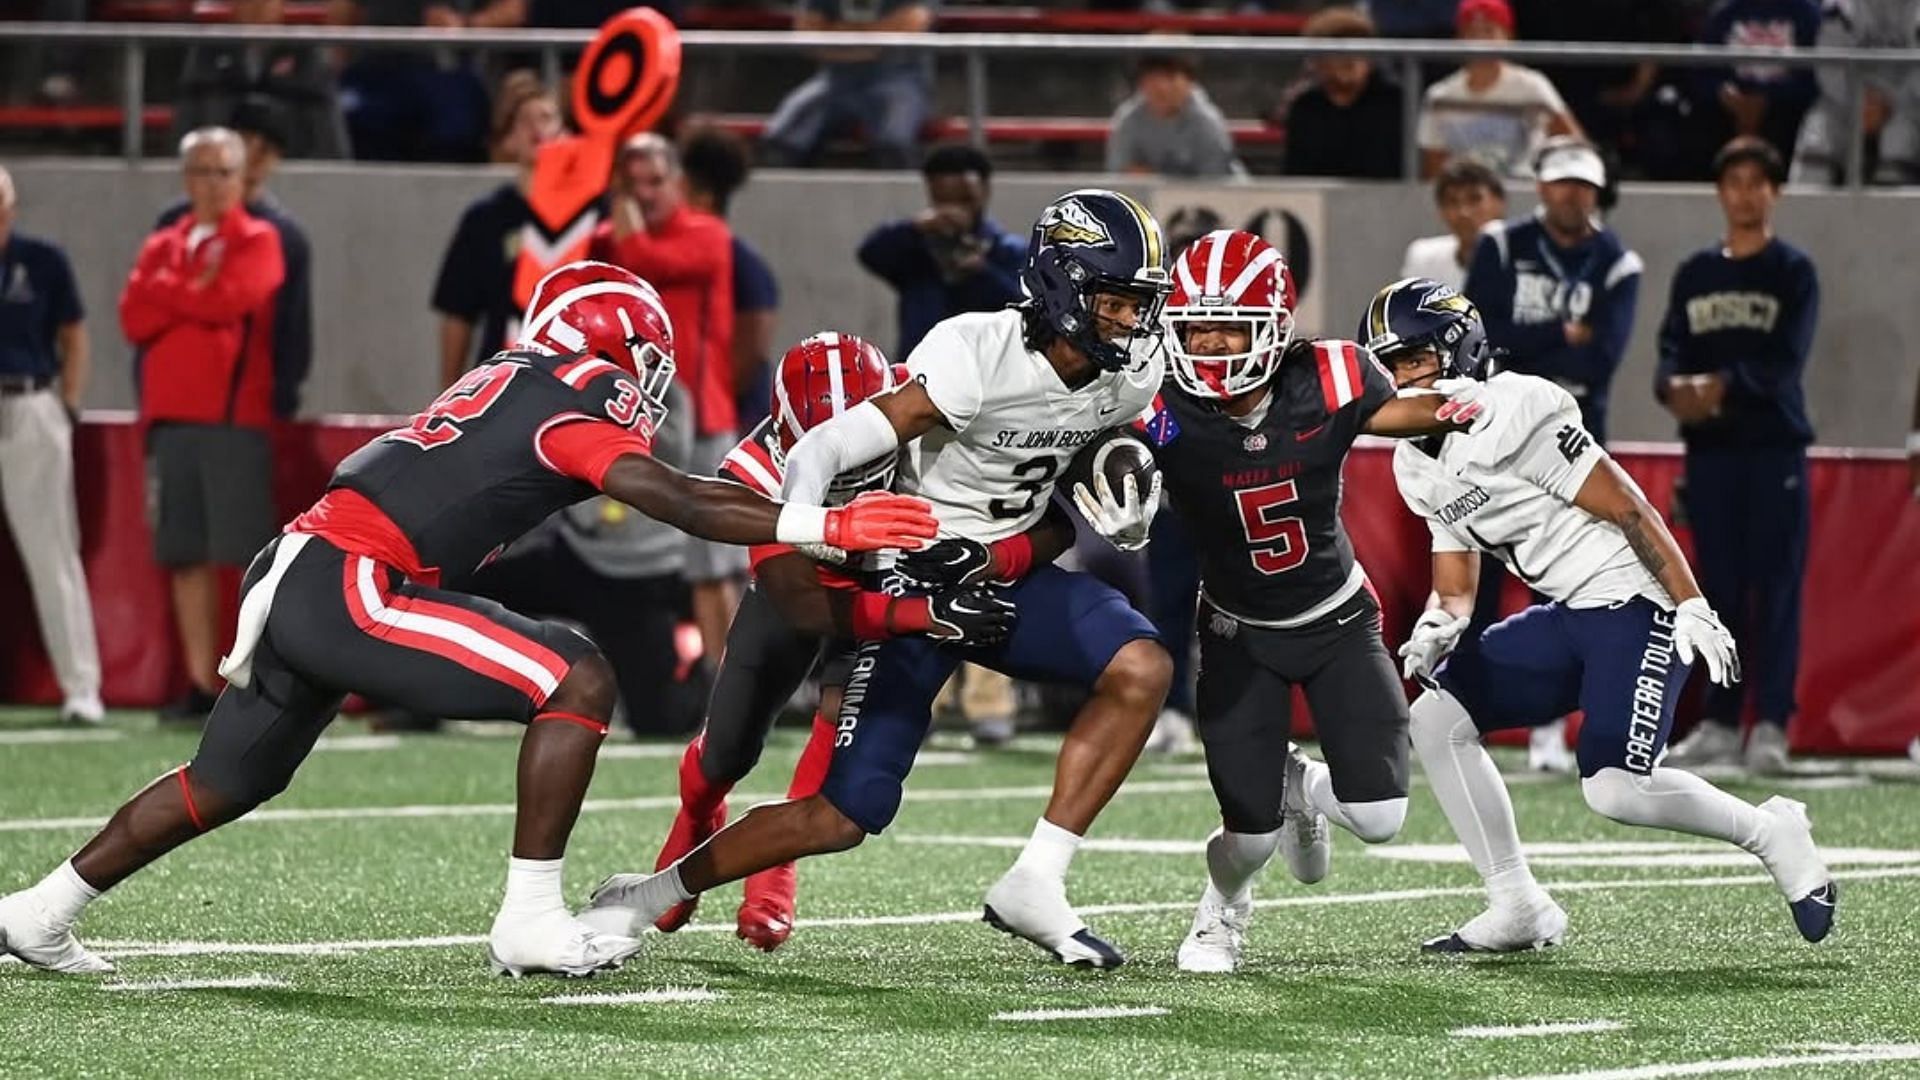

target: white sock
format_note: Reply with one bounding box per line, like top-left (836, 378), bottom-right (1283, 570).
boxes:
top-left (1581, 766), bottom-right (1767, 852)
top-left (1012, 818), bottom-right (1082, 883)
top-left (1409, 691), bottom-right (1542, 909)
top-left (1205, 827), bottom-right (1280, 907)
top-left (30, 860), bottom-right (100, 928)
top-left (638, 864), bottom-right (695, 917)
top-left (500, 857), bottom-right (566, 920)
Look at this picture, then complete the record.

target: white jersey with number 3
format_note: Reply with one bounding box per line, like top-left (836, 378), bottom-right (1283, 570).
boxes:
top-left (902, 309), bottom-right (1163, 542)
top-left (1392, 372), bottom-right (1669, 609)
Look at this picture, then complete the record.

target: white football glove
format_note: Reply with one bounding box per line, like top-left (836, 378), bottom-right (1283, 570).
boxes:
top-left (1432, 377), bottom-right (1494, 434)
top-left (1071, 470), bottom-right (1161, 553)
top-left (1397, 608), bottom-right (1470, 682)
top-left (1673, 597), bottom-right (1740, 687)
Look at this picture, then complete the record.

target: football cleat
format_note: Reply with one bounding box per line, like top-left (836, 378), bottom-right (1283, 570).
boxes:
top-left (0, 890), bottom-right (113, 974)
top-left (982, 866), bottom-right (1124, 969)
top-left (1176, 889), bottom-right (1250, 974)
top-left (1422, 894), bottom-right (1567, 955)
top-left (651, 798), bottom-right (726, 933)
top-left (487, 909), bottom-right (643, 979)
top-left (1755, 796), bottom-right (1836, 943)
top-left (1280, 744), bottom-right (1332, 884)
top-left (1663, 721), bottom-right (1743, 769)
top-left (736, 862), bottom-right (798, 952)
top-left (1143, 709), bottom-right (1197, 756)
top-left (1744, 723), bottom-right (1791, 776)
top-left (1528, 720), bottom-right (1576, 774)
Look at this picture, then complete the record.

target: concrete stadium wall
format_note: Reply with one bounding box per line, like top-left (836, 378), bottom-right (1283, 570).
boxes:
top-left (9, 160), bottom-right (1917, 448)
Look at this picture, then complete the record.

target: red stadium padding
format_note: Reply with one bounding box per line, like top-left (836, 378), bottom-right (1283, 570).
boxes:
top-left (1, 419), bottom-right (1914, 753)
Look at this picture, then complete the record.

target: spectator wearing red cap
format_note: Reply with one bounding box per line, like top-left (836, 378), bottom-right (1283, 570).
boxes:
top-left (1416, 0), bottom-right (1582, 179)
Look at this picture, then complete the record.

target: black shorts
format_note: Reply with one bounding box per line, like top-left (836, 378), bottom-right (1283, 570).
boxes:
top-left (1194, 587), bottom-right (1410, 834)
top-left (190, 533), bottom-right (596, 805)
top-left (147, 423), bottom-right (277, 567)
top-left (697, 581), bottom-right (855, 786)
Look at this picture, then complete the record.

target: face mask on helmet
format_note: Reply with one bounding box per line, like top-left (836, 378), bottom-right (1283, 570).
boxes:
top-left (1022, 190), bottom-right (1173, 372)
top-left (1162, 229), bottom-right (1297, 400)
top-left (521, 260), bottom-right (678, 428)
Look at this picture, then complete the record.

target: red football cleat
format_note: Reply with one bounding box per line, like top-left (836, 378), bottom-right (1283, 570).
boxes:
top-left (736, 862), bottom-right (798, 951)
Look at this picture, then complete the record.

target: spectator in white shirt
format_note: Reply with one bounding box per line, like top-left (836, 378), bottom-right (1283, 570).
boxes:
top-left (1416, 0), bottom-right (1582, 179)
top-left (1400, 158), bottom-right (1507, 289)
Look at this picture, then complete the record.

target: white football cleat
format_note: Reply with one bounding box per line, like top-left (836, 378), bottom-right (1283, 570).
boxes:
top-left (1176, 888), bottom-right (1250, 974)
top-left (1528, 720), bottom-right (1576, 774)
top-left (1143, 709), bottom-right (1197, 756)
top-left (486, 909), bottom-right (642, 978)
top-left (1423, 893), bottom-right (1567, 954)
top-left (1755, 796), bottom-right (1837, 943)
top-left (1280, 745), bottom-right (1331, 884)
top-left (0, 890), bottom-right (114, 974)
top-left (61, 694), bottom-right (105, 727)
top-left (982, 866), bottom-right (1124, 969)
top-left (1744, 724), bottom-right (1791, 776)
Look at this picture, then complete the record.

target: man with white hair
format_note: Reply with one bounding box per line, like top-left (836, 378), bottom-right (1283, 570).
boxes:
top-left (0, 165), bottom-right (102, 726)
top-left (119, 127), bottom-right (287, 724)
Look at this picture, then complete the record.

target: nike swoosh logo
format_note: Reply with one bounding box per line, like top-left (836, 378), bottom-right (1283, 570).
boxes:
top-left (1294, 423), bottom-right (1326, 442)
top-left (1098, 405), bottom-right (1121, 418)
top-left (1336, 610), bottom-right (1364, 626)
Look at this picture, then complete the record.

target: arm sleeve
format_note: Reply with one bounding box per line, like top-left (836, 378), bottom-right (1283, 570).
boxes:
top-left (272, 221), bottom-right (314, 419)
top-left (1427, 517), bottom-right (1471, 553)
top-left (118, 236), bottom-right (177, 345)
top-left (431, 207), bottom-right (491, 321)
top-left (1200, 101), bottom-right (1237, 175)
top-left (47, 246), bottom-right (84, 325)
top-left (1506, 386), bottom-right (1605, 501)
top-left (597, 222), bottom-right (728, 285)
top-left (161, 227), bottom-right (284, 324)
top-left (536, 416), bottom-right (655, 489)
top-left (780, 398), bottom-right (901, 505)
top-left (855, 221), bottom-right (923, 285)
top-left (1575, 250), bottom-right (1642, 389)
top-left (1653, 262), bottom-right (1691, 400)
top-left (903, 320), bottom-right (984, 431)
top-left (734, 241), bottom-right (780, 313)
top-left (1105, 104), bottom-right (1135, 172)
top-left (1414, 87), bottom-right (1443, 150)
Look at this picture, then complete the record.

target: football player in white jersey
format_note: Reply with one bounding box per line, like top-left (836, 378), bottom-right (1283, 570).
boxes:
top-left (1365, 277), bottom-right (1838, 952)
top-left (584, 190), bottom-right (1177, 968)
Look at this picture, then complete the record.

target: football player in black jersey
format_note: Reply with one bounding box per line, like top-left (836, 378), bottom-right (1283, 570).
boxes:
top-left (0, 263), bottom-right (939, 980)
top-left (1114, 230), bottom-right (1489, 972)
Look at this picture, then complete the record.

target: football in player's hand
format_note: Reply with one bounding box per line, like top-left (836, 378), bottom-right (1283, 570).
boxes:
top-left (1061, 429), bottom-right (1158, 505)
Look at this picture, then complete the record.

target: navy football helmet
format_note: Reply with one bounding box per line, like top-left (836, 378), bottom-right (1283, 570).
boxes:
top-left (1021, 189), bottom-right (1172, 371)
top-left (1357, 277), bottom-right (1492, 383)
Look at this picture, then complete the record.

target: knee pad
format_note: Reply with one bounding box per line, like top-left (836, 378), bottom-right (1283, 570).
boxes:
top-left (1581, 767), bottom-right (1650, 825)
top-left (1338, 797), bottom-right (1408, 844)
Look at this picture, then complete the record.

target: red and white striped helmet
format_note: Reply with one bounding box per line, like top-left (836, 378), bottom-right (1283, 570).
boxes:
top-left (518, 260), bottom-right (677, 422)
top-left (770, 331), bottom-right (899, 499)
top-left (1163, 230), bottom-right (1297, 400)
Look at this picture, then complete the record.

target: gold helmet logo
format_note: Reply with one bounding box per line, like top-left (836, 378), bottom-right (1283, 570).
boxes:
top-left (1417, 282), bottom-right (1476, 320)
top-left (1038, 199), bottom-right (1114, 248)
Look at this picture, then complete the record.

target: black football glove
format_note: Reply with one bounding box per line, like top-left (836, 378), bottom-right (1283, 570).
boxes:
top-left (896, 538), bottom-right (997, 591)
top-left (924, 585), bottom-right (1017, 646)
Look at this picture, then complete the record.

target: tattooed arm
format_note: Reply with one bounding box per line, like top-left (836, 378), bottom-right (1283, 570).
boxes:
top-left (1569, 456), bottom-right (1704, 606)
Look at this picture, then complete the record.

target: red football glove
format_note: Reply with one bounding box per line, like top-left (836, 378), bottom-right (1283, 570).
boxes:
top-left (822, 491), bottom-right (939, 553)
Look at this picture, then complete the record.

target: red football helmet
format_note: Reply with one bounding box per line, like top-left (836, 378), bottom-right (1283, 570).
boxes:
top-left (518, 259), bottom-right (677, 422)
top-left (1163, 230), bottom-right (1297, 400)
top-left (770, 331), bottom-right (899, 500)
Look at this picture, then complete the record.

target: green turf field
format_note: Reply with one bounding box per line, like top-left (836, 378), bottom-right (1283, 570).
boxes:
top-left (3, 710), bottom-right (1918, 1079)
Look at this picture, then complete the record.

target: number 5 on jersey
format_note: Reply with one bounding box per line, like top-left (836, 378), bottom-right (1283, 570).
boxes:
top-left (1234, 479), bottom-right (1307, 575)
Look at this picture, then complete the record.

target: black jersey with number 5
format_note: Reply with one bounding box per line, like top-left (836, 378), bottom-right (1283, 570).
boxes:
top-left (1146, 337), bottom-right (1396, 626)
top-left (329, 349), bottom-right (655, 579)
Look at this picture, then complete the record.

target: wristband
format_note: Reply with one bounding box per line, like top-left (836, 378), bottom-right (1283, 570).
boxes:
top-left (850, 591), bottom-right (930, 639)
top-left (988, 533), bottom-right (1035, 581)
top-left (775, 503), bottom-right (828, 545)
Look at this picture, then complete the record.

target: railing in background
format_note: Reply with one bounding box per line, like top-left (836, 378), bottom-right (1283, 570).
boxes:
top-left (2, 23), bottom-right (1917, 187)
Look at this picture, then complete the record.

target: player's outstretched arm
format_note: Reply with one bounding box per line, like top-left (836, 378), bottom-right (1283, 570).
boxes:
top-left (1362, 383), bottom-right (1490, 437)
top-left (754, 551), bottom-right (1014, 646)
top-left (782, 381), bottom-right (947, 506)
top-left (600, 452), bottom-right (937, 553)
top-left (1571, 456), bottom-right (1740, 685)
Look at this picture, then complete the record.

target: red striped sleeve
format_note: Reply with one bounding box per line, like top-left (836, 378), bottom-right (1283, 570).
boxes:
top-left (718, 434), bottom-right (784, 498)
top-left (535, 417), bottom-right (653, 489)
top-left (1314, 341), bottom-right (1365, 414)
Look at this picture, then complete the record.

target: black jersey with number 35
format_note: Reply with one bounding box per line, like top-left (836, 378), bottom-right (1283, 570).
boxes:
top-left (1146, 337), bottom-right (1396, 626)
top-left (330, 349), bottom-right (655, 579)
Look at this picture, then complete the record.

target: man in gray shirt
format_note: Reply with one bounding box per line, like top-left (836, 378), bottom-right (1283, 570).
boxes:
top-left (1106, 53), bottom-right (1239, 178)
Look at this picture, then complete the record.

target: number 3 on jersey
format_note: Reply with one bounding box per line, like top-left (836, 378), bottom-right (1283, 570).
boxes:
top-left (388, 364), bottom-right (519, 450)
top-left (1234, 480), bottom-right (1308, 575)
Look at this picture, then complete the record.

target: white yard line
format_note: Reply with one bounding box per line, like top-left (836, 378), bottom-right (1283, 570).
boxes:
top-left (312, 735), bottom-right (405, 752)
top-left (88, 866), bottom-right (1920, 960)
top-left (992, 1006), bottom-right (1170, 1022)
top-left (0, 728), bottom-right (125, 745)
top-left (539, 988), bottom-right (722, 1006)
top-left (102, 975), bottom-right (290, 992)
top-left (1453, 1020), bottom-right (1626, 1038)
top-left (0, 779), bottom-right (1211, 835)
top-left (1499, 1043), bottom-right (1920, 1080)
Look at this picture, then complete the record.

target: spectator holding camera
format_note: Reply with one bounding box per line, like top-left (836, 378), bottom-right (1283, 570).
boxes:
top-left (856, 145), bottom-right (1025, 357)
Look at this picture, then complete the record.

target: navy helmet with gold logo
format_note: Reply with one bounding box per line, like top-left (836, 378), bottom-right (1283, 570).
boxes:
top-left (1021, 189), bottom-right (1172, 372)
top-left (1358, 277), bottom-right (1492, 381)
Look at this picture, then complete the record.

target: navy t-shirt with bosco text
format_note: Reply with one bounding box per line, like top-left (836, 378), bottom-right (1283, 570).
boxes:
top-left (0, 232), bottom-right (84, 380)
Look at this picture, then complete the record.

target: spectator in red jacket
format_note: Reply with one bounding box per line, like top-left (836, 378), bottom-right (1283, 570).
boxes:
top-left (589, 132), bottom-right (741, 668)
top-left (119, 126), bottom-right (286, 723)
